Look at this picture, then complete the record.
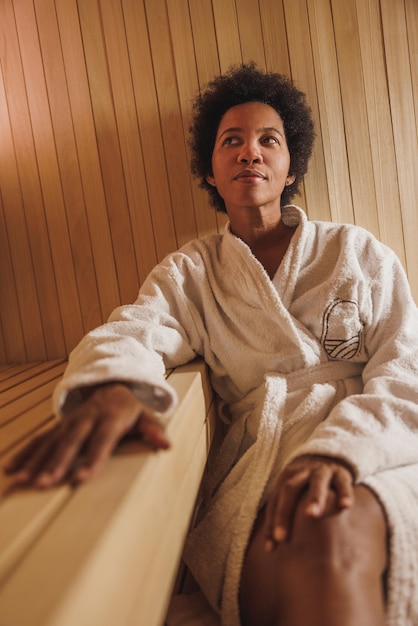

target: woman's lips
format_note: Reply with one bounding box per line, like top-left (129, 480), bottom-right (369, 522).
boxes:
top-left (234, 169), bottom-right (266, 183)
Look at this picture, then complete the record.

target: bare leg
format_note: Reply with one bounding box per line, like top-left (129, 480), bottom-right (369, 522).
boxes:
top-left (239, 485), bottom-right (387, 626)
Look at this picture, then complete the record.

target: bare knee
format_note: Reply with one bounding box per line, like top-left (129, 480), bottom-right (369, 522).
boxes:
top-left (288, 485), bottom-right (388, 576)
top-left (239, 486), bottom-right (388, 626)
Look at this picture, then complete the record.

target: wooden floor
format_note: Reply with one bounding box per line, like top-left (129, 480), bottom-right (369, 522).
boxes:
top-left (0, 359), bottom-right (215, 626)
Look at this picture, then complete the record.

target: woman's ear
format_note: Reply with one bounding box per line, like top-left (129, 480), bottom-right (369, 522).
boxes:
top-left (285, 174), bottom-right (296, 186)
top-left (206, 174), bottom-right (216, 187)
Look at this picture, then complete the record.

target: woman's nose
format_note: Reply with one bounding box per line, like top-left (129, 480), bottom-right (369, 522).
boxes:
top-left (238, 143), bottom-right (263, 164)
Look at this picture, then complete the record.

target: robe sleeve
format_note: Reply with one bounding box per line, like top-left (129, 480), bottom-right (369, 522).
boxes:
top-left (53, 255), bottom-right (203, 420)
top-left (287, 249), bottom-right (418, 480)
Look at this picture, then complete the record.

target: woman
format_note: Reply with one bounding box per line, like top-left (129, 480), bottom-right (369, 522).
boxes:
top-left (7, 64), bottom-right (418, 626)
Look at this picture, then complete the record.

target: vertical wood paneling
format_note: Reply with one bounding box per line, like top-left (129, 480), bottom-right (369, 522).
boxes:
top-left (145, 0), bottom-right (198, 248)
top-left (166, 0), bottom-right (219, 239)
top-left (0, 178), bottom-right (27, 363)
top-left (13, 0), bottom-right (85, 350)
top-left (212, 0), bottom-right (242, 70)
top-left (405, 0), bottom-right (418, 139)
top-left (186, 0), bottom-right (228, 234)
top-left (55, 0), bottom-right (121, 317)
top-left (100, 0), bottom-right (158, 281)
top-left (0, 0), bottom-right (417, 363)
top-left (355, 0), bottom-right (405, 266)
top-left (0, 201), bottom-right (6, 361)
top-left (77, 0), bottom-right (140, 304)
top-left (121, 0), bottom-right (178, 262)
top-left (283, 0), bottom-right (330, 220)
top-left (0, 57), bottom-right (44, 362)
top-left (235, 0), bottom-right (266, 68)
top-left (331, 0), bottom-right (380, 236)
top-left (307, 0), bottom-right (355, 225)
top-left (34, 0), bottom-right (103, 333)
top-left (0, 0), bottom-right (66, 360)
top-left (381, 0), bottom-right (418, 281)
top-left (259, 0), bottom-right (290, 75)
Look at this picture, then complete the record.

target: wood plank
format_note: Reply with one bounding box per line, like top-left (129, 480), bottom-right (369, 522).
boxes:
top-left (187, 0), bottom-right (221, 84)
top-left (0, 363), bottom-right (214, 626)
top-left (13, 0), bottom-right (85, 352)
top-left (0, 362), bottom-right (66, 408)
top-left (100, 0), bottom-right (159, 284)
top-left (0, 365), bottom-right (33, 386)
top-left (259, 0), bottom-right (291, 75)
top-left (212, 0), bottom-right (242, 71)
top-left (0, 163), bottom-right (27, 363)
top-left (235, 0), bottom-right (266, 68)
top-left (145, 0), bottom-right (198, 249)
top-left (55, 0), bottom-right (121, 321)
top-left (0, 418), bottom-right (70, 586)
top-left (405, 0), bottom-right (418, 139)
top-left (186, 0), bottom-right (224, 237)
top-left (306, 0), bottom-right (355, 225)
top-left (0, 361), bottom-right (64, 392)
top-left (0, 380), bottom-right (60, 426)
top-left (77, 0), bottom-right (140, 305)
top-left (166, 0), bottom-right (219, 240)
top-left (0, 34), bottom-right (45, 361)
top-left (381, 0), bottom-right (418, 301)
top-left (0, 487), bottom-right (71, 586)
top-left (355, 0), bottom-right (405, 265)
top-left (121, 0), bottom-right (178, 262)
top-left (331, 0), bottom-right (380, 236)
top-left (0, 1), bottom-right (66, 361)
top-left (34, 0), bottom-right (102, 334)
top-left (283, 0), bottom-right (331, 221)
top-left (126, 404), bottom-right (217, 626)
top-left (0, 399), bottom-right (55, 456)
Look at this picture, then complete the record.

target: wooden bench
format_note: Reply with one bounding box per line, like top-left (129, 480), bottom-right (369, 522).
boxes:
top-left (0, 359), bottom-right (216, 626)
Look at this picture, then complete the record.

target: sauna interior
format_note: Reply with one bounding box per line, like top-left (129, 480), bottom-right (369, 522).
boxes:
top-left (0, 0), bottom-right (417, 364)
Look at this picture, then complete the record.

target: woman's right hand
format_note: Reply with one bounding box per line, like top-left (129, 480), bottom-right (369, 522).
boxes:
top-left (4, 383), bottom-right (170, 488)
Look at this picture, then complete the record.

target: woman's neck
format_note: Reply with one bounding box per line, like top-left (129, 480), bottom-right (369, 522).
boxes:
top-left (229, 210), bottom-right (295, 279)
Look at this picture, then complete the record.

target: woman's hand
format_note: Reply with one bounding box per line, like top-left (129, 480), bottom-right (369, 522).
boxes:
top-left (264, 454), bottom-right (355, 551)
top-left (4, 383), bottom-right (170, 488)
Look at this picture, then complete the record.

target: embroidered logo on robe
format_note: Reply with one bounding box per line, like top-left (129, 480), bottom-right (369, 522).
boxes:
top-left (321, 299), bottom-right (363, 360)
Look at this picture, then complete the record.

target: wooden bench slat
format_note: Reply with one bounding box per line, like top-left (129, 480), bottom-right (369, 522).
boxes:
top-left (0, 363), bottom-right (43, 385)
top-left (0, 379), bottom-right (60, 426)
top-left (0, 360), bottom-right (215, 626)
top-left (0, 487), bottom-right (71, 585)
top-left (0, 362), bottom-right (66, 409)
top-left (0, 361), bottom-right (65, 392)
top-left (127, 400), bottom-right (218, 626)
top-left (0, 399), bottom-right (55, 456)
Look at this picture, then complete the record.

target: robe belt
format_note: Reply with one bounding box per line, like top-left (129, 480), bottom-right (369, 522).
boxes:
top-left (283, 360), bottom-right (364, 393)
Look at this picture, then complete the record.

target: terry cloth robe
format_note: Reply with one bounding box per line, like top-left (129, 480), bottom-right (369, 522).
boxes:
top-left (54, 205), bottom-right (418, 626)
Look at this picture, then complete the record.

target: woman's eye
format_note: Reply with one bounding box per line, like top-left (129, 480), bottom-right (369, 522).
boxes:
top-left (223, 136), bottom-right (239, 145)
top-left (261, 135), bottom-right (279, 144)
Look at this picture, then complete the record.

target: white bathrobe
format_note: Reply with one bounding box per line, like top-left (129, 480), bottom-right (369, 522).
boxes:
top-left (54, 206), bottom-right (418, 626)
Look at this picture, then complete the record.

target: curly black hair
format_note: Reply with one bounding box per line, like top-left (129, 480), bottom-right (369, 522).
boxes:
top-left (189, 62), bottom-right (315, 212)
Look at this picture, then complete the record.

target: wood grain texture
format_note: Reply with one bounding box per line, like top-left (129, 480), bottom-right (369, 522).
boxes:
top-left (0, 360), bottom-right (215, 626)
top-left (1, 0), bottom-right (417, 363)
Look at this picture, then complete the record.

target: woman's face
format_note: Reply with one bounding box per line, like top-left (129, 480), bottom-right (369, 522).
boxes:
top-left (207, 102), bottom-right (294, 216)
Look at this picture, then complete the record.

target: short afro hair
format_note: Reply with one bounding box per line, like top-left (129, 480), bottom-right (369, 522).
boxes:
top-left (189, 62), bottom-right (315, 212)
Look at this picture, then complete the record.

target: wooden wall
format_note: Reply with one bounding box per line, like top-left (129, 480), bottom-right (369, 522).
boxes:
top-left (0, 0), bottom-right (417, 363)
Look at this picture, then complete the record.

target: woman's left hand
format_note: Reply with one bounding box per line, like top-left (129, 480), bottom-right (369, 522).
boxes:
top-left (264, 454), bottom-right (355, 551)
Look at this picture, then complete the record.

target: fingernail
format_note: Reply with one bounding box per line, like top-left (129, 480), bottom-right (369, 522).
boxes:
top-left (13, 471), bottom-right (30, 484)
top-left (36, 473), bottom-right (52, 488)
top-left (273, 526), bottom-right (286, 542)
top-left (265, 539), bottom-right (274, 552)
top-left (307, 502), bottom-right (321, 516)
